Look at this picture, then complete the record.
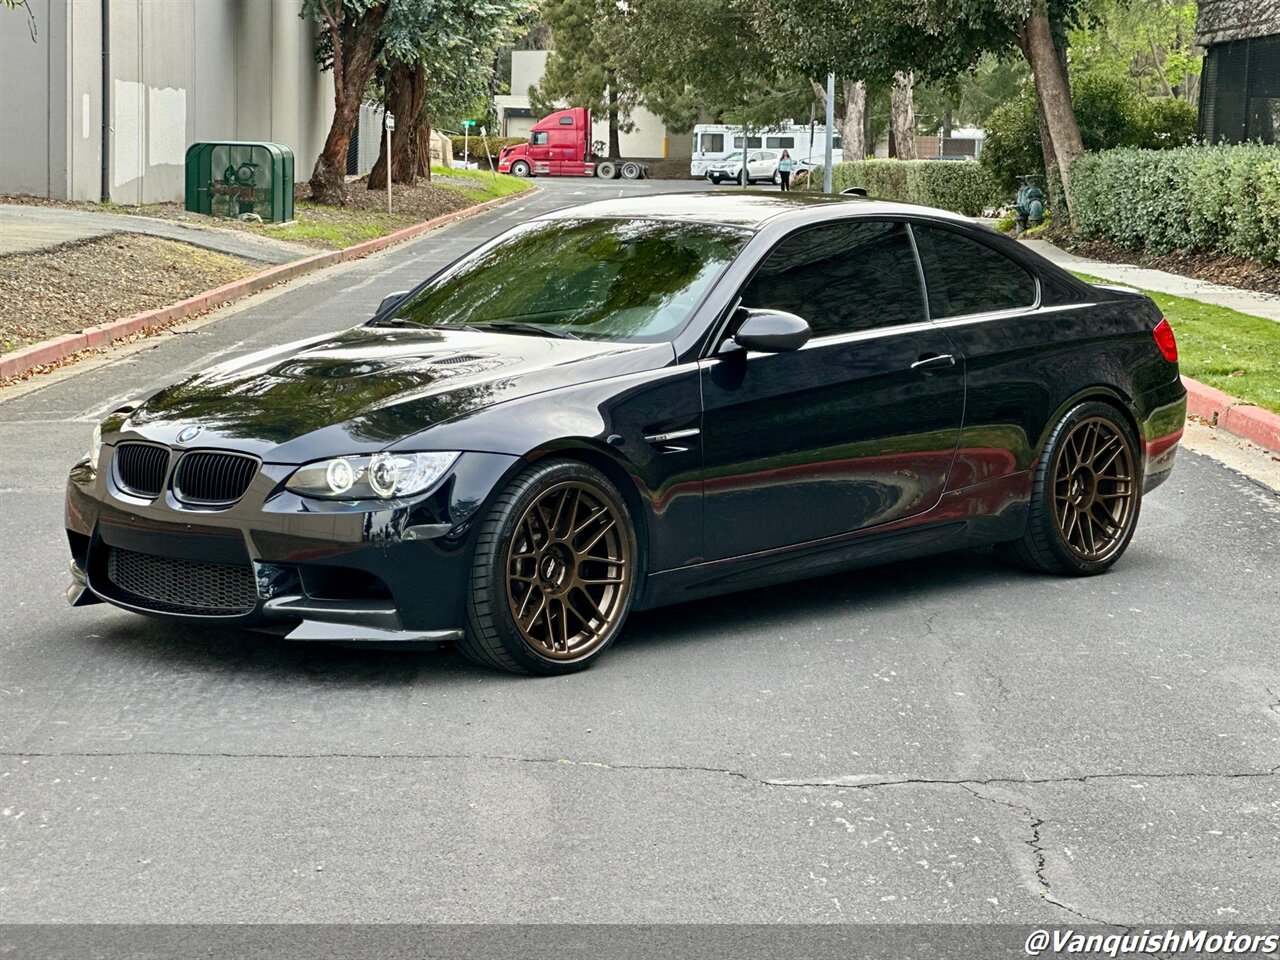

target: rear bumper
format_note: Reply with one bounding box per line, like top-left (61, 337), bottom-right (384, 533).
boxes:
top-left (1138, 378), bottom-right (1188, 493)
top-left (65, 450), bottom-right (520, 641)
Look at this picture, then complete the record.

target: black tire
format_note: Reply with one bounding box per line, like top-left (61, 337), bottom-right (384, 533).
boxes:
top-left (996, 400), bottom-right (1142, 576)
top-left (710, 175), bottom-right (722, 185)
top-left (510, 160), bottom-right (531, 178)
top-left (620, 161), bottom-right (643, 180)
top-left (772, 170), bottom-right (780, 185)
top-left (596, 161), bottom-right (618, 180)
top-left (737, 171), bottom-right (745, 185)
top-left (459, 459), bottom-right (639, 675)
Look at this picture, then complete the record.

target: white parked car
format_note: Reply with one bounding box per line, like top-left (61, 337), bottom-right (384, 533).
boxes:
top-left (705, 150), bottom-right (781, 185)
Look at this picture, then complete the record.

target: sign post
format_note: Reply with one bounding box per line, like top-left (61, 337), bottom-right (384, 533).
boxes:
top-left (480, 126), bottom-right (497, 180)
top-left (385, 112), bottom-right (395, 214)
top-left (462, 119), bottom-right (476, 167)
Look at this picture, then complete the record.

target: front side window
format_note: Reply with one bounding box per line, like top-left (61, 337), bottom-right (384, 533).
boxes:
top-left (740, 220), bottom-right (926, 338)
top-left (393, 219), bottom-right (750, 343)
top-left (702, 133), bottom-right (724, 152)
top-left (531, 132), bottom-right (549, 145)
top-left (912, 226), bottom-right (1036, 318)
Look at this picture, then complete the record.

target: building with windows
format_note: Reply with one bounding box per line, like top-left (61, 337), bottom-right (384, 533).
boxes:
top-left (1196, 0), bottom-right (1280, 143)
top-left (0, 0), bottom-right (337, 203)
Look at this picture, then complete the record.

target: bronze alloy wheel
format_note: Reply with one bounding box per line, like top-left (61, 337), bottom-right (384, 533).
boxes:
top-left (503, 480), bottom-right (633, 660)
top-left (1051, 415), bottom-right (1137, 562)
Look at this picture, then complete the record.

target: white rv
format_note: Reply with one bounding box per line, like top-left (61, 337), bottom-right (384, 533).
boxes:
top-left (690, 122), bottom-right (844, 177)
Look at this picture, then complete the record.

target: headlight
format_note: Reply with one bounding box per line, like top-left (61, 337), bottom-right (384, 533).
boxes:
top-left (285, 451), bottom-right (459, 500)
top-left (88, 423), bottom-right (103, 465)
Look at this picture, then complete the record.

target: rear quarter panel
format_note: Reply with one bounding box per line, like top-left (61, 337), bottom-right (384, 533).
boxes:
top-left (939, 289), bottom-right (1179, 491)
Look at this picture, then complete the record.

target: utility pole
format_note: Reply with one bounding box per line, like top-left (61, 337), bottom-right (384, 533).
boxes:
top-left (823, 73), bottom-right (835, 194)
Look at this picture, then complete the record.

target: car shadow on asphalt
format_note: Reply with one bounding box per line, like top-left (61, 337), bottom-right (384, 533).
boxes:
top-left (82, 544), bottom-right (1075, 684)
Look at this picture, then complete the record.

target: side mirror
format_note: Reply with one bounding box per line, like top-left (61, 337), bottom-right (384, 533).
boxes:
top-left (722, 308), bottom-right (811, 354)
top-left (376, 290), bottom-right (410, 317)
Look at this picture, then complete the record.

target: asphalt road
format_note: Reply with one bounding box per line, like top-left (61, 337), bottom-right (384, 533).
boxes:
top-left (1, 178), bottom-right (1277, 930)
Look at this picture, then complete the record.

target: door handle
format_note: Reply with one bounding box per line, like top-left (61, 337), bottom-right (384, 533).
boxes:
top-left (911, 353), bottom-right (956, 373)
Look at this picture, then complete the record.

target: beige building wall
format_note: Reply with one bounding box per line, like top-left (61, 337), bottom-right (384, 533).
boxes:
top-left (0, 0), bottom-right (335, 204)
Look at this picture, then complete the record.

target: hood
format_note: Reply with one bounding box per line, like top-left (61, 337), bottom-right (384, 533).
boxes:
top-left (119, 325), bottom-right (674, 461)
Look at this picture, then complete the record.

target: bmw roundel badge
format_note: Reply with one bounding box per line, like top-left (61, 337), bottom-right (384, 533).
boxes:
top-left (177, 425), bottom-right (202, 443)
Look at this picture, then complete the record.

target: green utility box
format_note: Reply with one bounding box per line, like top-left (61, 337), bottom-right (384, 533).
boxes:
top-left (185, 141), bottom-right (295, 222)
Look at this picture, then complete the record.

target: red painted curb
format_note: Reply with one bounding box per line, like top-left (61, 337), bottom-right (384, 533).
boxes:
top-left (1182, 374), bottom-right (1280, 454)
top-left (0, 186), bottom-right (533, 383)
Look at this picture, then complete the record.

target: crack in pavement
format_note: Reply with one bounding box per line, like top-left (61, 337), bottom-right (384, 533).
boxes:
top-left (5, 750), bottom-right (1272, 926)
top-left (959, 782), bottom-right (1121, 929)
top-left (4, 748), bottom-right (1277, 787)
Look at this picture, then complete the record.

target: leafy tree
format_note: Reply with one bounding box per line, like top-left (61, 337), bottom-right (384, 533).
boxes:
top-left (302, 0), bottom-right (391, 204)
top-left (531, 0), bottom-right (639, 157)
top-left (1069, 0), bottom-right (1200, 102)
top-left (368, 0), bottom-right (528, 189)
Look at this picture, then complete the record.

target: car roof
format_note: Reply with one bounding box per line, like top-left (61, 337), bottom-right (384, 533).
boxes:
top-left (536, 191), bottom-right (977, 230)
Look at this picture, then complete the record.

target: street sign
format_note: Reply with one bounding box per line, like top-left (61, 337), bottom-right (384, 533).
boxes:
top-left (461, 120), bottom-right (477, 128)
top-left (385, 112), bottom-right (396, 130)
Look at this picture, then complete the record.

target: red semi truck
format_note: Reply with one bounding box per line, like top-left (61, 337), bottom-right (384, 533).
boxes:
top-left (496, 107), bottom-right (648, 180)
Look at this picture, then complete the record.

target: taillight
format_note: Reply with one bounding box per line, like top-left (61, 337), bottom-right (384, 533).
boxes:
top-left (1152, 317), bottom-right (1177, 363)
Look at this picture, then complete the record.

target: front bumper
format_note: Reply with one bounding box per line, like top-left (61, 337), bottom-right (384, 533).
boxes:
top-left (66, 449), bottom-right (520, 642)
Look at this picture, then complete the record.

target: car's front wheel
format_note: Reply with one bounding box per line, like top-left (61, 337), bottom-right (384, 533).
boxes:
top-left (461, 459), bottom-right (638, 674)
top-left (510, 160), bottom-right (531, 178)
top-left (997, 401), bottom-right (1141, 576)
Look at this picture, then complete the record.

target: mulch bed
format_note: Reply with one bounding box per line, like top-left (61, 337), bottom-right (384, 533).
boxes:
top-left (0, 234), bottom-right (256, 352)
top-left (1058, 236), bottom-right (1280, 297)
top-left (298, 174), bottom-right (475, 219)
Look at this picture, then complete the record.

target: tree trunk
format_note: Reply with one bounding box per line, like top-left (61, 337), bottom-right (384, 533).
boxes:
top-left (890, 71), bottom-right (917, 161)
top-left (607, 84), bottom-right (621, 158)
top-left (1019, 3), bottom-right (1084, 215)
top-left (839, 80), bottom-right (866, 160)
top-left (369, 61), bottom-right (426, 190)
top-left (811, 79), bottom-right (866, 161)
top-left (942, 103), bottom-right (953, 140)
top-left (309, 2), bottom-right (388, 205)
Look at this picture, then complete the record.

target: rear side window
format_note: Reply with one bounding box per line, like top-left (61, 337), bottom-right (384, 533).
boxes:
top-left (741, 220), bottom-right (926, 337)
top-left (912, 225), bottom-right (1036, 318)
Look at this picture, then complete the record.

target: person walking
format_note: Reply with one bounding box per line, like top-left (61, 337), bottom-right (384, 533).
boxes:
top-left (778, 150), bottom-right (793, 192)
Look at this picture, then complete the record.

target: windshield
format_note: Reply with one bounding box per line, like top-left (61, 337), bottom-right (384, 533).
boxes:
top-left (388, 218), bottom-right (750, 343)
top-left (720, 153), bottom-right (742, 162)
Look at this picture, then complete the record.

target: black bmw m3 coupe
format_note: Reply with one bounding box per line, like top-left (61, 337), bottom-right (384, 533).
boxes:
top-left (66, 193), bottom-right (1187, 673)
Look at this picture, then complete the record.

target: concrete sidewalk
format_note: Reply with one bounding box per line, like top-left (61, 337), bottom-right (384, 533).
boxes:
top-left (0, 203), bottom-right (311, 264)
top-left (1022, 238), bottom-right (1280, 322)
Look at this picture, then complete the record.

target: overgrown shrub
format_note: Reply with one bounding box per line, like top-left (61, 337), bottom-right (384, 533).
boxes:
top-left (983, 74), bottom-right (1198, 191)
top-left (1071, 144), bottom-right (1280, 264)
top-left (807, 159), bottom-right (1002, 216)
top-left (449, 135), bottom-right (526, 162)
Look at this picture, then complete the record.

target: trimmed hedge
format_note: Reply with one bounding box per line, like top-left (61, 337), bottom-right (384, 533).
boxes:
top-left (805, 159), bottom-right (1002, 216)
top-left (1071, 144), bottom-right (1280, 265)
top-left (449, 135), bottom-right (526, 162)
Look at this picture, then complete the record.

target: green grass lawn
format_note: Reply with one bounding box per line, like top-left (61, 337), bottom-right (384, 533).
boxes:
top-left (1074, 273), bottom-right (1280, 415)
top-left (431, 166), bottom-right (532, 202)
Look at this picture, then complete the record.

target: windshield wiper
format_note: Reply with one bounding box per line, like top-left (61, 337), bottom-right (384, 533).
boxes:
top-left (472, 321), bottom-right (580, 340)
top-left (366, 317), bottom-right (424, 328)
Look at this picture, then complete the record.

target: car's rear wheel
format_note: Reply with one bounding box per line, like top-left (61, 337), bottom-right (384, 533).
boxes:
top-left (596, 161), bottom-right (618, 179)
top-left (997, 401), bottom-right (1141, 576)
top-left (620, 161), bottom-right (643, 180)
top-left (510, 160), bottom-right (531, 178)
top-left (460, 459), bottom-right (638, 674)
